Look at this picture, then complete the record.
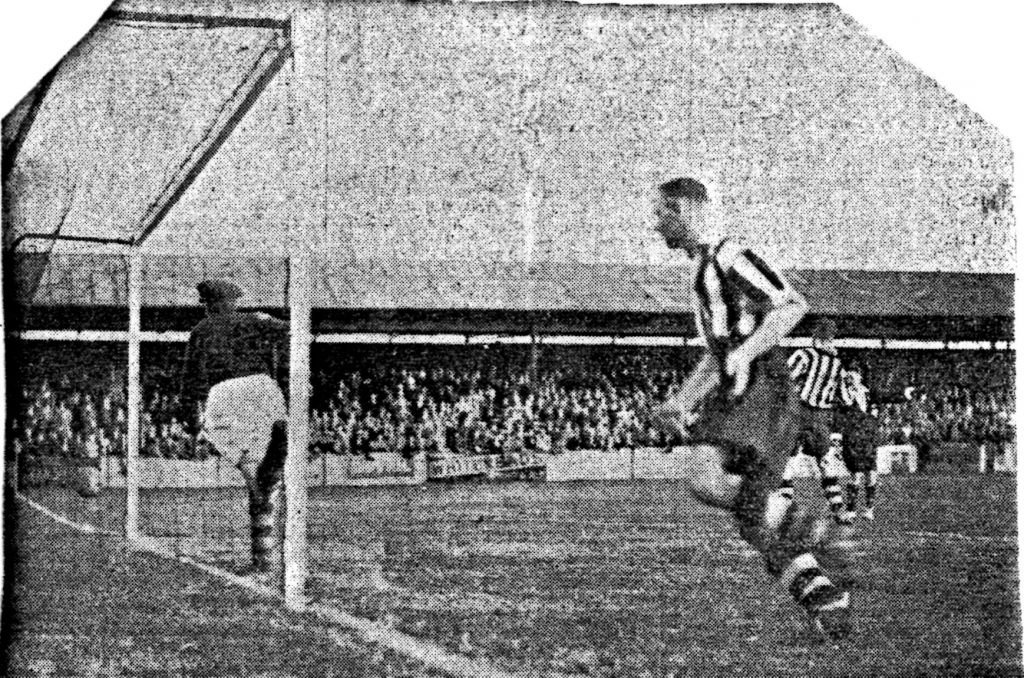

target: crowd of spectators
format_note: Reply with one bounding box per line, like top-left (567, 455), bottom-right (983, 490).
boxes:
top-left (10, 367), bottom-right (202, 462)
top-left (307, 356), bottom-right (689, 461)
top-left (8, 346), bottom-right (1015, 466)
top-left (854, 350), bottom-right (1015, 449)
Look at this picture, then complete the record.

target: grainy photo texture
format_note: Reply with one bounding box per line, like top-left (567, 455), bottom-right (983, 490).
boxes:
top-left (1, 2), bottom-right (1017, 676)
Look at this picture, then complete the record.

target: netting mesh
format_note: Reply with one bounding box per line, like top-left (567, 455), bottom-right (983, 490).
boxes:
top-left (3, 17), bottom-right (283, 246)
top-left (2, 10), bottom-right (299, 582)
top-left (7, 250), bottom-right (130, 332)
top-left (7, 248), bottom-right (130, 518)
top-left (7, 252), bottom-right (293, 563)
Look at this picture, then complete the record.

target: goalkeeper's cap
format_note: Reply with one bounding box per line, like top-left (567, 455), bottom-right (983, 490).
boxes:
top-left (658, 177), bottom-right (710, 203)
top-left (812, 318), bottom-right (837, 341)
top-left (197, 279), bottom-right (243, 304)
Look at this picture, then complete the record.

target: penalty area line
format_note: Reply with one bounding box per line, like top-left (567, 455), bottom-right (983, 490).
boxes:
top-left (16, 494), bottom-right (531, 678)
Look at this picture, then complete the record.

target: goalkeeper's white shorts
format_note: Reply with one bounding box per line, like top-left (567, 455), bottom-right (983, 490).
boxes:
top-left (202, 374), bottom-right (286, 467)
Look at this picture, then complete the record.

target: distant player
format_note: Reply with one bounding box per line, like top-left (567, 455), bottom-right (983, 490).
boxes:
top-left (782, 319), bottom-right (849, 524)
top-left (180, 279), bottom-right (289, 574)
top-left (649, 177), bottom-right (851, 640)
top-left (836, 364), bottom-right (879, 521)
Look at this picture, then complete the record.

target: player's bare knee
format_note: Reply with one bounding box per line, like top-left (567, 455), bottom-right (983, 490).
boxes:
top-left (689, 471), bottom-right (742, 508)
top-left (685, 445), bottom-right (741, 508)
top-left (763, 489), bottom-right (793, 531)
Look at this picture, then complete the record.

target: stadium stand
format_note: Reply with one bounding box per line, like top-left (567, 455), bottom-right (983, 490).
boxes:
top-left (9, 344), bottom-right (1013, 476)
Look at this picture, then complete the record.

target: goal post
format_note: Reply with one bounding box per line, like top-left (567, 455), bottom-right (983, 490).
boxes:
top-left (280, 4), bottom-right (329, 607)
top-left (125, 247), bottom-right (141, 540)
top-left (284, 253), bottom-right (311, 608)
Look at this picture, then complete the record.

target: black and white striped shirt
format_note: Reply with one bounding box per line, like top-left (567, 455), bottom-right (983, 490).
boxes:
top-left (787, 346), bottom-right (843, 409)
top-left (693, 238), bottom-right (794, 361)
top-left (838, 368), bottom-right (870, 414)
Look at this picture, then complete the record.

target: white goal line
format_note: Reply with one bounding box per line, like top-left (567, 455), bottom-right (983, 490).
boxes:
top-left (16, 493), bottom-right (526, 678)
top-left (11, 330), bottom-right (1014, 351)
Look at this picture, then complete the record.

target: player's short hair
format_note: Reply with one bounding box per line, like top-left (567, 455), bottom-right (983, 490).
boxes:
top-left (658, 177), bottom-right (710, 204)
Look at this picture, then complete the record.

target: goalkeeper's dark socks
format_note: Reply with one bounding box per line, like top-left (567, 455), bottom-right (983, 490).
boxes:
top-left (250, 500), bottom-right (275, 570)
top-left (821, 476), bottom-right (847, 521)
top-left (780, 553), bottom-right (847, 612)
top-left (250, 480), bottom-right (284, 571)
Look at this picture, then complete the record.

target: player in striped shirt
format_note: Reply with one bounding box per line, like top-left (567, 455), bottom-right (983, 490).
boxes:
top-left (649, 177), bottom-right (851, 641)
top-left (782, 318), bottom-right (850, 524)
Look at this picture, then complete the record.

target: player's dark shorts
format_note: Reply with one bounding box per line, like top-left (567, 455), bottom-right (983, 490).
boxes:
top-left (688, 348), bottom-right (801, 482)
top-left (793, 404), bottom-right (834, 460)
top-left (841, 443), bottom-right (876, 474)
top-left (838, 409), bottom-right (878, 474)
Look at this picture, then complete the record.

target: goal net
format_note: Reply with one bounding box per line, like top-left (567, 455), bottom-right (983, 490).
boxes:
top-left (4, 10), bottom-right (309, 603)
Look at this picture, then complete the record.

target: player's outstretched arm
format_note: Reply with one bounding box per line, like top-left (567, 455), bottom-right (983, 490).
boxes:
top-left (248, 311), bottom-right (291, 395)
top-left (178, 334), bottom-right (206, 434)
top-left (651, 352), bottom-right (721, 437)
top-left (252, 311), bottom-right (290, 329)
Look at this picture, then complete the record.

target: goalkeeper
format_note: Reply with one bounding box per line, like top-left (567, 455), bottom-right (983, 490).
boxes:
top-left (179, 279), bottom-right (289, 575)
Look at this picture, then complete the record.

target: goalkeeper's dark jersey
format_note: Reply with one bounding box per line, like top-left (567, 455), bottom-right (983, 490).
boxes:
top-left (180, 310), bottom-right (289, 416)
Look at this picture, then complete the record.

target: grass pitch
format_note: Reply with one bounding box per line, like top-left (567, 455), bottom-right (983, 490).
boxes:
top-left (2, 494), bottom-right (441, 677)
top-left (7, 475), bottom-right (1020, 677)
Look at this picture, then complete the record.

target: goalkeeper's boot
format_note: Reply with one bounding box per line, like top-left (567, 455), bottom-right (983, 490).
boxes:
top-left (860, 506), bottom-right (874, 521)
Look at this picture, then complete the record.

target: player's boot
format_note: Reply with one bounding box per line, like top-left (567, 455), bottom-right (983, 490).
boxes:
top-left (805, 587), bottom-right (852, 642)
top-left (777, 551), bottom-right (853, 643)
top-left (837, 510), bottom-right (856, 525)
top-left (860, 506), bottom-right (874, 521)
